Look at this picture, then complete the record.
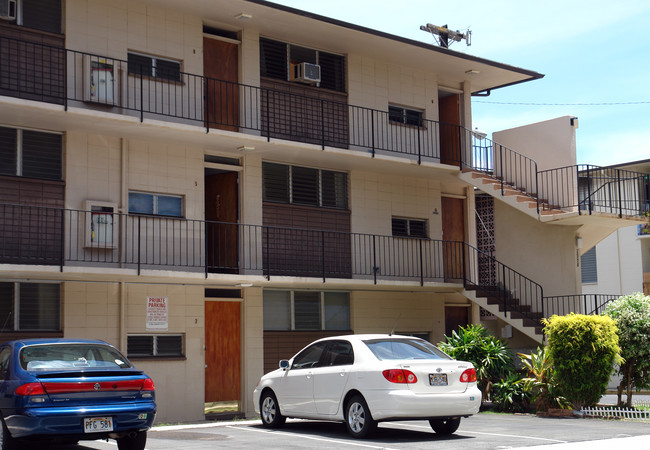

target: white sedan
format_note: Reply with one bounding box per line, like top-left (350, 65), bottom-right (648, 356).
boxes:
top-left (253, 334), bottom-right (481, 438)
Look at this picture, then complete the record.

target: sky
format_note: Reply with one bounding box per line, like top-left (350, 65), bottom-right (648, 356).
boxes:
top-left (268, 0), bottom-right (650, 166)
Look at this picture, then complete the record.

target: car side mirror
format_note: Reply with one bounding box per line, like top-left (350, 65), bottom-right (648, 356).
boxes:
top-left (279, 359), bottom-right (289, 370)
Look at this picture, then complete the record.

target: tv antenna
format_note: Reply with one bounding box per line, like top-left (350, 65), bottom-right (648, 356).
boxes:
top-left (420, 23), bottom-right (471, 48)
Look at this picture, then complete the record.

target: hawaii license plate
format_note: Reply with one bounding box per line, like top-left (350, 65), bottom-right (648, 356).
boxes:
top-left (429, 373), bottom-right (448, 386)
top-left (84, 416), bottom-right (114, 433)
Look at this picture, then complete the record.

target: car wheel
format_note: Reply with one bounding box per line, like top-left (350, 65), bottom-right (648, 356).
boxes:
top-left (116, 431), bottom-right (147, 450)
top-left (345, 395), bottom-right (376, 439)
top-left (0, 419), bottom-right (16, 450)
top-left (429, 417), bottom-right (461, 435)
top-left (260, 391), bottom-right (286, 428)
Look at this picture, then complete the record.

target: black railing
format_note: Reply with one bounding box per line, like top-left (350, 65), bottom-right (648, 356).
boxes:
top-left (543, 294), bottom-right (620, 316)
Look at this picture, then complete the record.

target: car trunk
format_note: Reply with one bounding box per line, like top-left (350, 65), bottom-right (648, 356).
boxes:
top-left (398, 360), bottom-right (471, 394)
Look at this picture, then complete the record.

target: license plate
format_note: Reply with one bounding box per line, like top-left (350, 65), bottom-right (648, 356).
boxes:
top-left (429, 373), bottom-right (448, 386)
top-left (84, 417), bottom-right (114, 433)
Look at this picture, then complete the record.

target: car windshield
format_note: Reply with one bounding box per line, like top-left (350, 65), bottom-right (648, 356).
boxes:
top-left (20, 343), bottom-right (133, 371)
top-left (363, 338), bottom-right (451, 361)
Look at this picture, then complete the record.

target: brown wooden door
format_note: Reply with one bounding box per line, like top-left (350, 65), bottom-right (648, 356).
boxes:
top-left (439, 94), bottom-right (461, 165)
top-left (205, 172), bottom-right (239, 273)
top-left (442, 196), bottom-right (465, 281)
top-left (203, 38), bottom-right (239, 131)
top-left (205, 301), bottom-right (241, 403)
top-left (445, 306), bottom-right (469, 338)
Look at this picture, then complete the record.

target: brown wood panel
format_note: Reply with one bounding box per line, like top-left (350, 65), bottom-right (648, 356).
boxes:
top-left (205, 301), bottom-right (241, 403)
top-left (203, 38), bottom-right (239, 131)
top-left (263, 331), bottom-right (346, 374)
top-left (442, 197), bottom-right (465, 281)
top-left (439, 94), bottom-right (461, 165)
top-left (205, 172), bottom-right (239, 273)
top-left (444, 306), bottom-right (469, 338)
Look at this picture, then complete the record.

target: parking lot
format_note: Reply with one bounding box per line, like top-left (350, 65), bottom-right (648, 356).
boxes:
top-left (56, 413), bottom-right (649, 450)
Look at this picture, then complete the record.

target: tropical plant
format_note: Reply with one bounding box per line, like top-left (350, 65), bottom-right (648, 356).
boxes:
top-left (491, 373), bottom-right (531, 413)
top-left (439, 324), bottom-right (514, 401)
top-left (604, 292), bottom-right (650, 408)
top-left (543, 314), bottom-right (621, 409)
top-left (518, 347), bottom-right (570, 412)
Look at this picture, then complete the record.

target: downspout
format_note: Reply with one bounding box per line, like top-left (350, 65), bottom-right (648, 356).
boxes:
top-left (120, 138), bottom-right (128, 352)
top-left (120, 281), bottom-right (127, 352)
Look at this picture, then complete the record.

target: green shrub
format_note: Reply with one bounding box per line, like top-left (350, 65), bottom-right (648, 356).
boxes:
top-left (543, 314), bottom-right (621, 409)
top-left (492, 373), bottom-right (531, 413)
top-left (604, 292), bottom-right (650, 407)
top-left (439, 324), bottom-right (514, 401)
top-left (518, 347), bottom-right (570, 412)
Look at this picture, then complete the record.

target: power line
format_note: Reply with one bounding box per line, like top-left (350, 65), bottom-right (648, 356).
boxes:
top-left (473, 100), bottom-right (650, 106)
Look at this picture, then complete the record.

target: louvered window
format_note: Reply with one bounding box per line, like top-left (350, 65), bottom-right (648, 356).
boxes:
top-left (127, 335), bottom-right (184, 357)
top-left (127, 52), bottom-right (181, 82)
top-left (389, 105), bottom-right (424, 126)
top-left (581, 247), bottom-right (598, 283)
top-left (0, 126), bottom-right (62, 181)
top-left (11, 0), bottom-right (62, 34)
top-left (128, 192), bottom-right (183, 217)
top-left (392, 217), bottom-right (428, 238)
top-left (263, 290), bottom-right (350, 331)
top-left (262, 162), bottom-right (348, 209)
top-left (260, 37), bottom-right (346, 92)
top-left (0, 282), bottom-right (60, 331)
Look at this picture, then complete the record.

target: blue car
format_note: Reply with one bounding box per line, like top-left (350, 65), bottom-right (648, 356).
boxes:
top-left (0, 339), bottom-right (156, 450)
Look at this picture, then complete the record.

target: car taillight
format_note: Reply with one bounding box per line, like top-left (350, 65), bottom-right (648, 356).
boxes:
top-left (383, 369), bottom-right (417, 384)
top-left (141, 378), bottom-right (155, 391)
top-left (460, 368), bottom-right (477, 383)
top-left (15, 382), bottom-right (46, 396)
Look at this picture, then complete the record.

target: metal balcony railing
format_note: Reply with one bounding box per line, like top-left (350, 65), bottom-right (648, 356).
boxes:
top-left (543, 294), bottom-right (620, 317)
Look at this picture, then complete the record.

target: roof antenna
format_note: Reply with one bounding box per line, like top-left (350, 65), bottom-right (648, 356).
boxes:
top-left (389, 313), bottom-right (402, 336)
top-left (419, 23), bottom-right (471, 48)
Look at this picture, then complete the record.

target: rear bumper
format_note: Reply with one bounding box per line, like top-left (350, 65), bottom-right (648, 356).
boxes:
top-left (366, 386), bottom-right (482, 421)
top-left (4, 402), bottom-right (156, 439)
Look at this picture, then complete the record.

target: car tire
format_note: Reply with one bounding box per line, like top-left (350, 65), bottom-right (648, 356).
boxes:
top-left (429, 417), bottom-right (461, 435)
top-left (260, 391), bottom-right (286, 428)
top-left (345, 395), bottom-right (376, 439)
top-left (116, 431), bottom-right (147, 450)
top-left (0, 419), bottom-right (16, 450)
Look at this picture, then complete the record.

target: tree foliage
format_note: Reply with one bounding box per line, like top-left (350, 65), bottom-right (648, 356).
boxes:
top-left (543, 314), bottom-right (621, 409)
top-left (439, 324), bottom-right (514, 401)
top-left (604, 292), bottom-right (650, 407)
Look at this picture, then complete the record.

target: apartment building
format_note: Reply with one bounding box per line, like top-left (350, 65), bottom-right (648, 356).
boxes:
top-left (1, 0), bottom-right (647, 423)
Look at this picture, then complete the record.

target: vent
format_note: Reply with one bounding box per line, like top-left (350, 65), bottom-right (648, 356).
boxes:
top-left (293, 62), bottom-right (321, 84)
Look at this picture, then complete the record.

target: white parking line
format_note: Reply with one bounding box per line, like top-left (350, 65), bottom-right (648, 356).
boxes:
top-left (227, 425), bottom-right (401, 450)
top-left (394, 423), bottom-right (568, 443)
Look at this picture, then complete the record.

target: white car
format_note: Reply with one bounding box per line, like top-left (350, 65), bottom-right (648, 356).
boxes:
top-left (253, 334), bottom-right (481, 438)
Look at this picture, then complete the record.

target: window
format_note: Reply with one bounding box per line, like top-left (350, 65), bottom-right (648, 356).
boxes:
top-left (128, 192), bottom-right (183, 217)
top-left (392, 217), bottom-right (428, 238)
top-left (260, 38), bottom-right (346, 92)
top-left (263, 290), bottom-right (350, 331)
top-left (127, 334), bottom-right (184, 357)
top-left (262, 162), bottom-right (348, 209)
top-left (389, 105), bottom-right (424, 127)
top-left (0, 282), bottom-right (60, 331)
top-left (127, 52), bottom-right (181, 82)
top-left (6, 0), bottom-right (62, 34)
top-left (581, 247), bottom-right (598, 284)
top-left (0, 126), bottom-right (62, 181)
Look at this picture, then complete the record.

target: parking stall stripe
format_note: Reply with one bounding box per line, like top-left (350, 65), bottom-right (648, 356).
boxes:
top-left (226, 425), bottom-right (401, 450)
top-left (394, 423), bottom-right (569, 443)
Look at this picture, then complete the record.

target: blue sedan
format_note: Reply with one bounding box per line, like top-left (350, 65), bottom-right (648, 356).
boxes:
top-left (0, 339), bottom-right (156, 450)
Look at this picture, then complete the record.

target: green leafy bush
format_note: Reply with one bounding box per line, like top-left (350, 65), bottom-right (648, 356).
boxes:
top-left (491, 373), bottom-right (531, 413)
top-left (604, 292), bottom-right (650, 407)
top-left (543, 314), bottom-right (621, 409)
top-left (518, 347), bottom-right (570, 412)
top-left (439, 324), bottom-right (514, 401)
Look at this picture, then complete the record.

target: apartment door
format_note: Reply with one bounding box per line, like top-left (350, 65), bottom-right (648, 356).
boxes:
top-left (445, 306), bottom-right (469, 338)
top-left (205, 300), bottom-right (241, 410)
top-left (203, 37), bottom-right (239, 131)
top-left (442, 196), bottom-right (465, 281)
top-left (439, 93), bottom-right (461, 165)
top-left (205, 172), bottom-right (239, 273)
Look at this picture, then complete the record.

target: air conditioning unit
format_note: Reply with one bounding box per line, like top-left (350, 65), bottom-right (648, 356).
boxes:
top-left (293, 62), bottom-right (321, 84)
top-left (0, 0), bottom-right (17, 21)
top-left (83, 54), bottom-right (120, 105)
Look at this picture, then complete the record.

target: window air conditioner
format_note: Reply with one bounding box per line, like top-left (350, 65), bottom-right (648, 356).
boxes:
top-left (0, 0), bottom-right (16, 21)
top-left (293, 62), bottom-right (321, 84)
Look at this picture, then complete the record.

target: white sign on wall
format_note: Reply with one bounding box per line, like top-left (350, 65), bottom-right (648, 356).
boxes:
top-left (146, 296), bottom-right (168, 331)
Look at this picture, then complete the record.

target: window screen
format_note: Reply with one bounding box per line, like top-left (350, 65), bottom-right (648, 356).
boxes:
top-left (581, 247), bottom-right (598, 283)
